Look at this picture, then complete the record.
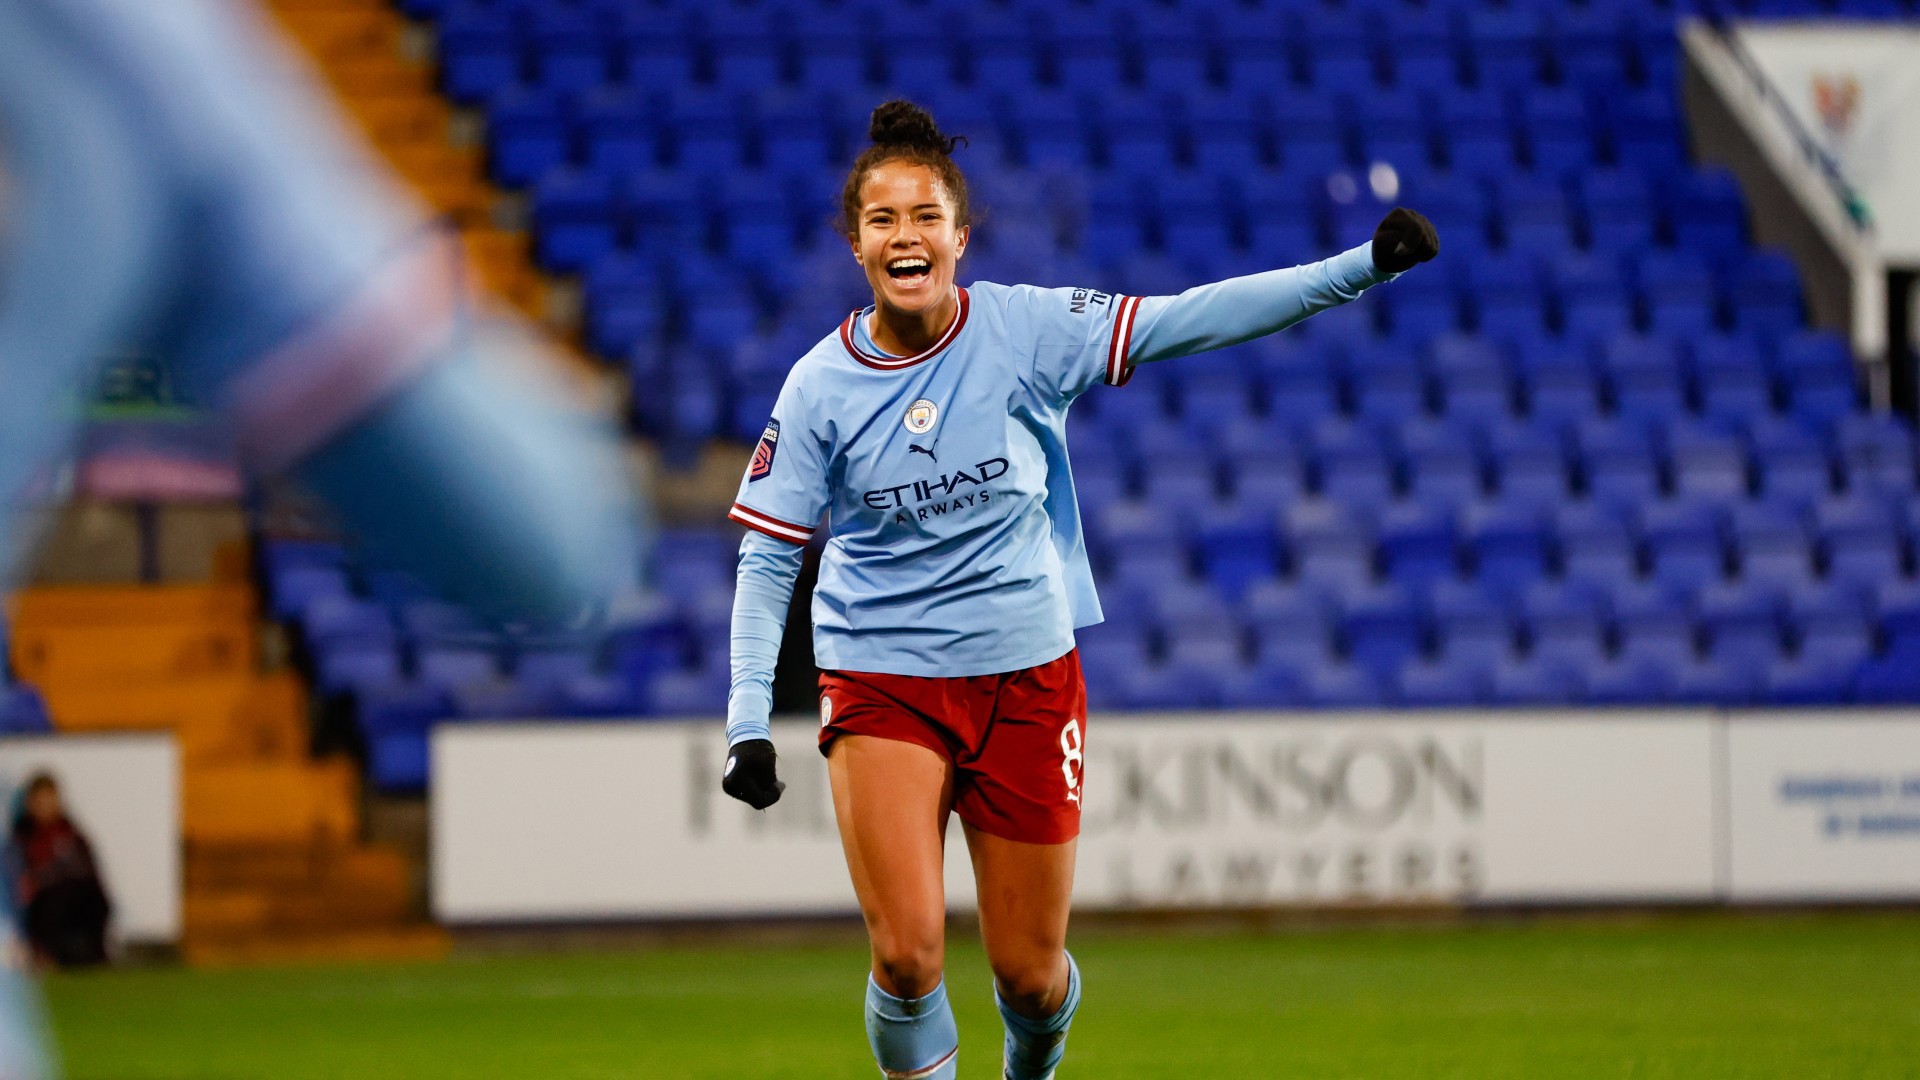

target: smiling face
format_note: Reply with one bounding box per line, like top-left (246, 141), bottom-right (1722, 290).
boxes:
top-left (850, 160), bottom-right (969, 323)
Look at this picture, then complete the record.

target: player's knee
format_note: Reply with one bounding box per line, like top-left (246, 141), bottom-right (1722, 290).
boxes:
top-left (992, 952), bottom-right (1067, 1017)
top-left (872, 935), bottom-right (945, 999)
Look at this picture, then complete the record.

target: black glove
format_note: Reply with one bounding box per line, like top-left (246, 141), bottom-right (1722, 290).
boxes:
top-left (722, 738), bottom-right (785, 809)
top-left (1372, 207), bottom-right (1440, 274)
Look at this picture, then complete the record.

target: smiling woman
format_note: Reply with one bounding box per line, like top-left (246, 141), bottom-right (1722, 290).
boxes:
top-left (718, 99), bottom-right (1439, 1080)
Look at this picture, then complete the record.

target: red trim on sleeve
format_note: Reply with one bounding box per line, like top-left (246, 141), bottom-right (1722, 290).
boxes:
top-left (1104, 295), bottom-right (1143, 387)
top-left (728, 503), bottom-right (814, 544)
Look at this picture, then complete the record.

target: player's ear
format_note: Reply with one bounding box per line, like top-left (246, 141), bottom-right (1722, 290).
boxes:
top-left (954, 225), bottom-right (969, 262)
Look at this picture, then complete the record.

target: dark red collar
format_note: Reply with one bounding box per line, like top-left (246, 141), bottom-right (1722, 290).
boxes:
top-left (839, 288), bottom-right (970, 370)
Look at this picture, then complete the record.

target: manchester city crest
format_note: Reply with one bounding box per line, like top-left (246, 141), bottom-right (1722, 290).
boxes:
top-left (904, 398), bottom-right (939, 434)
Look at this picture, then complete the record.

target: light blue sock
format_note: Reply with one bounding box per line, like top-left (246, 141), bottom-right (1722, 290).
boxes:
top-left (997, 952), bottom-right (1080, 1080)
top-left (865, 975), bottom-right (959, 1079)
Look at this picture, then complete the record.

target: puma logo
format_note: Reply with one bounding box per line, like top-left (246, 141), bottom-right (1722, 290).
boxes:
top-left (908, 444), bottom-right (937, 463)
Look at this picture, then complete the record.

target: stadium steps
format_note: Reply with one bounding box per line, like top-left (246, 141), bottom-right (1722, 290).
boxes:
top-left (264, 0), bottom-right (560, 331)
top-left (7, 580), bottom-right (443, 965)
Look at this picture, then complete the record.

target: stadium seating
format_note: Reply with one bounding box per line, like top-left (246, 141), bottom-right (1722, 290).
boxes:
top-left (246, 0), bottom-right (1920, 789)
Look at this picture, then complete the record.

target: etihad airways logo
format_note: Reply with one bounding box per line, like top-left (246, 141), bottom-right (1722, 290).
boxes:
top-left (863, 457), bottom-right (1009, 524)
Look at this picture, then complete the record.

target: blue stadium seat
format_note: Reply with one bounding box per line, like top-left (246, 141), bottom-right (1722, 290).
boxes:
top-left (414, 645), bottom-right (501, 692)
top-left (1285, 499), bottom-right (1376, 589)
top-left (1496, 177), bottom-right (1578, 258)
top-left (1669, 167), bottom-right (1749, 253)
top-left (514, 648), bottom-right (598, 692)
top-left (486, 87), bottom-right (571, 187)
top-left (1874, 577), bottom-right (1920, 649)
top-left (1611, 581), bottom-right (1697, 666)
top-left (1585, 656), bottom-right (1680, 705)
top-left (0, 685), bottom-right (53, 735)
top-left (1579, 169), bottom-right (1657, 257)
top-left (1377, 502), bottom-right (1459, 588)
top-left (1464, 501), bottom-right (1551, 598)
top-left (356, 682), bottom-right (451, 740)
top-left (438, 7), bottom-right (521, 105)
top-left (1852, 640), bottom-right (1920, 702)
top-left (369, 733), bottom-right (430, 793)
top-left (1217, 663), bottom-right (1304, 708)
top-left (1606, 92), bottom-right (1686, 173)
top-left (315, 641), bottom-right (403, 697)
top-left (1642, 502), bottom-right (1729, 591)
top-left (1521, 88), bottom-right (1598, 176)
top-left (451, 679), bottom-right (566, 720)
top-left (1522, 580), bottom-right (1610, 670)
top-left (1727, 249), bottom-right (1804, 334)
top-left (1383, 7), bottom-right (1464, 92)
top-left (1339, 584), bottom-right (1426, 674)
top-left (1556, 5), bottom-right (1633, 92)
top-left (1435, 92), bottom-right (1516, 175)
top-left (1299, 661), bottom-right (1391, 707)
top-left (1670, 660), bottom-right (1761, 705)
top-left (1762, 655), bottom-right (1855, 705)
top-left (1139, 11), bottom-right (1214, 89)
top-left (1697, 580), bottom-right (1784, 675)
top-left (1136, 457), bottom-right (1213, 518)
top-left (1430, 580), bottom-right (1520, 666)
top-left (650, 665), bottom-right (729, 715)
top-left (1218, 29), bottom-right (1291, 92)
top-left (531, 168), bottom-right (618, 272)
top-left (1244, 580), bottom-right (1337, 669)
top-left (558, 672), bottom-right (648, 717)
top-left (615, 17), bottom-right (700, 92)
top-left (1489, 657), bottom-right (1584, 705)
top-left (1833, 413), bottom-right (1918, 495)
top-left (1668, 431), bottom-right (1750, 501)
top-left (272, 564), bottom-right (353, 621)
top-left (1194, 503), bottom-right (1281, 597)
top-left (302, 595), bottom-right (398, 651)
top-left (531, 8), bottom-right (612, 93)
top-left (1397, 656), bottom-right (1488, 706)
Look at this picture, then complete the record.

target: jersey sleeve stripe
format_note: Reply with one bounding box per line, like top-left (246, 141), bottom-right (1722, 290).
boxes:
top-left (729, 503), bottom-right (814, 544)
top-left (1104, 294), bottom-right (1143, 387)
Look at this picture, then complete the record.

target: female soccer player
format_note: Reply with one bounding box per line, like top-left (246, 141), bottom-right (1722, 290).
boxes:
top-left (722, 100), bottom-right (1437, 1079)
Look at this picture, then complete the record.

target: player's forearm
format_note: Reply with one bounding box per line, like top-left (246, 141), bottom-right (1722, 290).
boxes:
top-left (727, 530), bottom-right (805, 745)
top-left (1127, 243), bottom-right (1395, 365)
top-left (292, 332), bottom-right (641, 627)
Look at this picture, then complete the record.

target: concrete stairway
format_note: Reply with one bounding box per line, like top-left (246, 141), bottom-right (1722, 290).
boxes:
top-left (9, 571), bottom-right (447, 966)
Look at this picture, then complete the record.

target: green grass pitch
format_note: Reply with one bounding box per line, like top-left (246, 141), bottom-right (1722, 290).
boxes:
top-left (43, 911), bottom-right (1920, 1079)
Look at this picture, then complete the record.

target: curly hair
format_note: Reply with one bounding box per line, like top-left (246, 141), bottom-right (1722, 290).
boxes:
top-left (839, 100), bottom-right (972, 239)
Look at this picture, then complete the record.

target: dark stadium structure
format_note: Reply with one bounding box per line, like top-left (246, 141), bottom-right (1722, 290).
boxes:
top-left (256, 0), bottom-right (1920, 791)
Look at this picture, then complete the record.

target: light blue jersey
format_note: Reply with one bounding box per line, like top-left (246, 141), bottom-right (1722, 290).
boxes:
top-left (729, 280), bottom-right (1145, 675)
top-left (727, 243), bottom-right (1400, 744)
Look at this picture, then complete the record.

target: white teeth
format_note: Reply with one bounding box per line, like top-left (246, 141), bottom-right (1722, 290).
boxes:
top-left (889, 258), bottom-right (930, 271)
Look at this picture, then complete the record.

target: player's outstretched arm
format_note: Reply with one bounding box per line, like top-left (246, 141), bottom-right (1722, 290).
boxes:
top-left (1126, 207), bottom-right (1439, 367)
top-left (290, 334), bottom-right (639, 626)
top-left (721, 530), bottom-right (803, 809)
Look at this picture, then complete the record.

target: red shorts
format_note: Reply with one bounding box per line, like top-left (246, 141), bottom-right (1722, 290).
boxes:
top-left (817, 650), bottom-right (1087, 845)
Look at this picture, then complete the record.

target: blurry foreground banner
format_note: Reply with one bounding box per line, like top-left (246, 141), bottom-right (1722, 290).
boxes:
top-left (1736, 23), bottom-right (1920, 263)
top-left (432, 714), bottom-right (1720, 922)
top-left (1725, 712), bottom-right (1920, 900)
top-left (0, 734), bottom-right (179, 942)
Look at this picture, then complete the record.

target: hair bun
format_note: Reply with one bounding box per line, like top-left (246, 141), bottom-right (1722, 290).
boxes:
top-left (869, 100), bottom-right (957, 154)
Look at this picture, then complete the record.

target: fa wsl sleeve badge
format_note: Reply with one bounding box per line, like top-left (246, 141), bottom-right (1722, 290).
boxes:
top-left (748, 419), bottom-right (780, 482)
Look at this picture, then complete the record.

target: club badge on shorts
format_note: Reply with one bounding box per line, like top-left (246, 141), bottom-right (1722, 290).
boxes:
top-left (748, 419), bottom-right (780, 482)
top-left (903, 399), bottom-right (939, 434)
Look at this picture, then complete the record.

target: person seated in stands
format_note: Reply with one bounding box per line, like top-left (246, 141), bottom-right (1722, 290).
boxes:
top-left (7, 774), bottom-right (111, 969)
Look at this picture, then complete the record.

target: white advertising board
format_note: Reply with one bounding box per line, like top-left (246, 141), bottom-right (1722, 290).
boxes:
top-left (1725, 712), bottom-right (1920, 900)
top-left (433, 713), bottom-right (1719, 922)
top-left (0, 734), bottom-right (180, 942)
